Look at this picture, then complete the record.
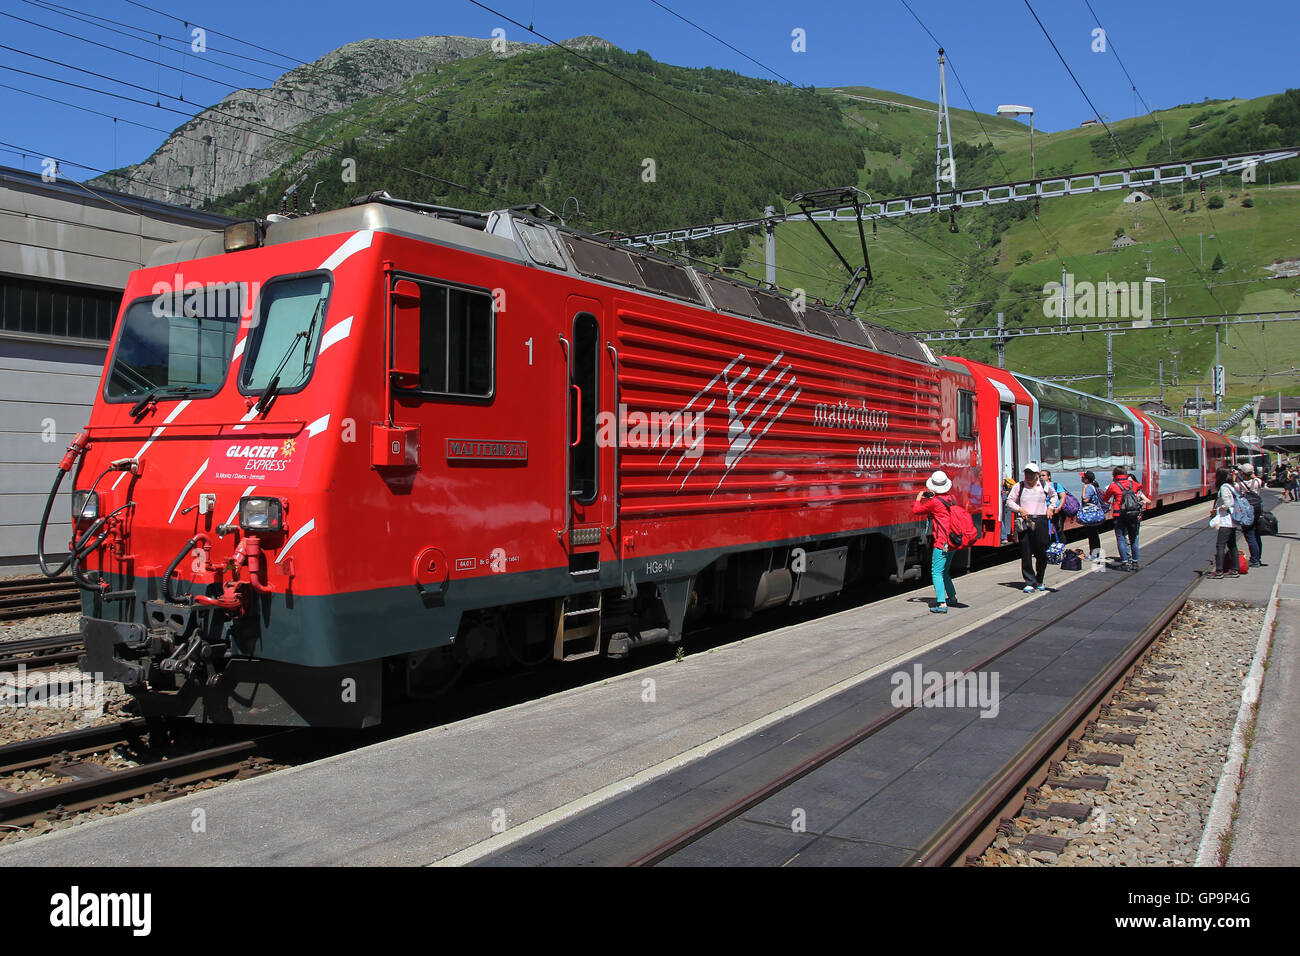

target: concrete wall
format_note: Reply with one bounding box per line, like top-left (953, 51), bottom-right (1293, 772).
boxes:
top-left (0, 336), bottom-right (106, 570)
top-left (0, 166), bottom-right (231, 571)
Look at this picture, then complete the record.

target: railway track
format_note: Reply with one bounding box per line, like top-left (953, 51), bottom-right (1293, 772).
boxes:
top-left (0, 633), bottom-right (85, 672)
top-left (468, 511), bottom-right (1210, 867)
top-left (0, 721), bottom-right (308, 829)
top-left (919, 567), bottom-right (1201, 866)
top-left (0, 576), bottom-right (80, 621)
top-left (630, 525), bottom-right (1204, 866)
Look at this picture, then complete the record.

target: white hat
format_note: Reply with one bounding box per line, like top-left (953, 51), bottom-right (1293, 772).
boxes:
top-left (1023, 461), bottom-right (1040, 473)
top-left (1238, 462), bottom-right (1254, 475)
top-left (926, 470), bottom-right (952, 494)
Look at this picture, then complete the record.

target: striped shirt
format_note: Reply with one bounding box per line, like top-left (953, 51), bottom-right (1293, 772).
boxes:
top-left (1008, 479), bottom-right (1059, 517)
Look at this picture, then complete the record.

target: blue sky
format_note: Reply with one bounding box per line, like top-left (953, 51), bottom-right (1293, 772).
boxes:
top-left (0, 0), bottom-right (1292, 183)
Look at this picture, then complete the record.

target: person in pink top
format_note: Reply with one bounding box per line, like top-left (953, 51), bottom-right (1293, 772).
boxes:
top-left (1007, 462), bottom-right (1059, 593)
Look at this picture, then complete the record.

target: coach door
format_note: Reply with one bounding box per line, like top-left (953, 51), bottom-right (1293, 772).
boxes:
top-left (999, 406), bottom-right (1017, 481)
top-left (561, 296), bottom-right (615, 573)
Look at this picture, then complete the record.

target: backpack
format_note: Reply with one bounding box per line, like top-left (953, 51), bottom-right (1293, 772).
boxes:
top-left (936, 495), bottom-right (979, 549)
top-left (1119, 478), bottom-right (1144, 520)
top-left (1239, 481), bottom-right (1262, 516)
top-left (1256, 510), bottom-right (1279, 536)
top-left (1230, 486), bottom-right (1255, 526)
top-left (1060, 549), bottom-right (1084, 571)
top-left (1060, 491), bottom-right (1081, 518)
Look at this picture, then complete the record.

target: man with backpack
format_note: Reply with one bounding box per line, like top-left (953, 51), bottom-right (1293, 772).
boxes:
top-left (913, 470), bottom-right (976, 614)
top-left (1235, 463), bottom-right (1266, 568)
top-left (1102, 465), bottom-right (1151, 572)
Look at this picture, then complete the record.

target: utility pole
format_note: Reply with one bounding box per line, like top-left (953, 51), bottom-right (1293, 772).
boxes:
top-left (1215, 329), bottom-right (1222, 414)
top-left (1106, 331), bottom-right (1125, 399)
top-left (1061, 265), bottom-right (1069, 326)
top-left (1159, 359), bottom-right (1164, 406)
top-left (935, 49), bottom-right (955, 193)
top-left (996, 311), bottom-right (1007, 368)
top-left (764, 205), bottom-right (776, 286)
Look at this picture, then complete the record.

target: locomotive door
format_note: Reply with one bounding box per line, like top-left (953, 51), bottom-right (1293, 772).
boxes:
top-left (563, 295), bottom-right (614, 577)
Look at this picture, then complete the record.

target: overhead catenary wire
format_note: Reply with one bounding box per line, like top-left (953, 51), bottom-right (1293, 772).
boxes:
top-left (22, 0), bottom-right (285, 81)
top-left (1020, 0), bottom-right (1228, 315)
top-left (7, 0), bottom-right (642, 221)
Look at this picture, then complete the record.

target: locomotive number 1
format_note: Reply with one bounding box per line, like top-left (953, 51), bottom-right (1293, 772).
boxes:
top-left (525, 337), bottom-right (533, 366)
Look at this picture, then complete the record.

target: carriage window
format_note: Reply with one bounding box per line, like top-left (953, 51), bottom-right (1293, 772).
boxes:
top-left (957, 390), bottom-right (974, 440)
top-left (409, 280), bottom-right (494, 398)
top-left (1039, 407), bottom-right (1060, 467)
top-left (1059, 411), bottom-right (1079, 467)
top-left (1093, 417), bottom-right (1110, 466)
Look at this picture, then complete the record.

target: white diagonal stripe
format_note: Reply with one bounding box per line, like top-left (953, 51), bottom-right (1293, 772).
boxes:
top-left (231, 405), bottom-right (260, 432)
top-left (306, 414), bottom-right (330, 437)
top-left (111, 399), bottom-right (193, 489)
top-left (319, 316), bottom-right (353, 353)
top-left (318, 231), bottom-right (373, 271)
top-left (275, 517), bottom-right (315, 564)
top-left (169, 458), bottom-right (209, 523)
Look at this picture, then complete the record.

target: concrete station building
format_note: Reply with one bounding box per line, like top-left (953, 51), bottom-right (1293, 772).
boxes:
top-left (0, 165), bottom-right (231, 572)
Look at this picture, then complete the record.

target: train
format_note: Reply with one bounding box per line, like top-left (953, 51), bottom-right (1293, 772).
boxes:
top-left (39, 193), bottom-right (1269, 727)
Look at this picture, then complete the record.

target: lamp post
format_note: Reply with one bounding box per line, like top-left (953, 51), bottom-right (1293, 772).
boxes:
top-left (997, 104), bottom-right (1035, 179)
top-left (1144, 275), bottom-right (1167, 319)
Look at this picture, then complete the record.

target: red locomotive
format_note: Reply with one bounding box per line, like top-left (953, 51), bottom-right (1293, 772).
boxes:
top-left (40, 195), bottom-right (1259, 727)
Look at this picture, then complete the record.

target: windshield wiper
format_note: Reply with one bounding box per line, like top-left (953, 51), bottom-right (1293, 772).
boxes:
top-left (254, 299), bottom-right (323, 416)
top-left (129, 384), bottom-right (209, 418)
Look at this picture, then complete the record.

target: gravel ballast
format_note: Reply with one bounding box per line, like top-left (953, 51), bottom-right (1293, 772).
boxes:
top-left (978, 600), bottom-right (1264, 867)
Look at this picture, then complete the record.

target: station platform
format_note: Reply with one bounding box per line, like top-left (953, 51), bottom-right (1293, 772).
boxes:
top-left (0, 504), bottom-right (1250, 867)
top-left (1227, 498), bottom-right (1299, 866)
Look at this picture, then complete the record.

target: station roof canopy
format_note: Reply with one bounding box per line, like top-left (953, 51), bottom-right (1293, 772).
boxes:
top-left (1259, 434), bottom-right (1300, 451)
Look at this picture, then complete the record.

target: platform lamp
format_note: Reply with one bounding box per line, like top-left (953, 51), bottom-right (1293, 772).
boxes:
top-left (997, 104), bottom-right (1035, 179)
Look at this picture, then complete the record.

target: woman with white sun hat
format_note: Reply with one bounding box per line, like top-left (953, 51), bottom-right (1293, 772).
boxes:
top-left (913, 469), bottom-right (962, 614)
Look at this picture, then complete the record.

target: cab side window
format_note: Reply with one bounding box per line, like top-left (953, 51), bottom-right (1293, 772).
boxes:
top-left (411, 280), bottom-right (494, 398)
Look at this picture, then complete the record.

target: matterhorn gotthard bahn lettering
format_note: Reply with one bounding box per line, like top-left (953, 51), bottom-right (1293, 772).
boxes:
top-left (0, 0), bottom-right (1292, 896)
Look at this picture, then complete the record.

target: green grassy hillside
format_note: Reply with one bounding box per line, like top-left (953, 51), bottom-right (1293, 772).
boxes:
top-left (177, 37), bottom-right (1298, 429)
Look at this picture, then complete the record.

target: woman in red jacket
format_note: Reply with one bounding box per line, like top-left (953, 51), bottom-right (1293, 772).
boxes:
top-left (914, 470), bottom-right (961, 614)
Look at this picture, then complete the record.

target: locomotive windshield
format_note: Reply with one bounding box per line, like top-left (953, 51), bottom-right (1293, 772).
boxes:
top-left (241, 274), bottom-right (331, 393)
top-left (105, 292), bottom-right (241, 401)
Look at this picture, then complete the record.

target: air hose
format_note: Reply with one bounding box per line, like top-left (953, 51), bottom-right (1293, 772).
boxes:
top-left (36, 431), bottom-right (88, 577)
top-left (163, 535), bottom-right (203, 603)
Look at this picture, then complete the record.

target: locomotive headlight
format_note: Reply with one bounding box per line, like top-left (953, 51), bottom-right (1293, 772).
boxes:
top-left (71, 490), bottom-right (99, 521)
top-left (238, 496), bottom-right (284, 532)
